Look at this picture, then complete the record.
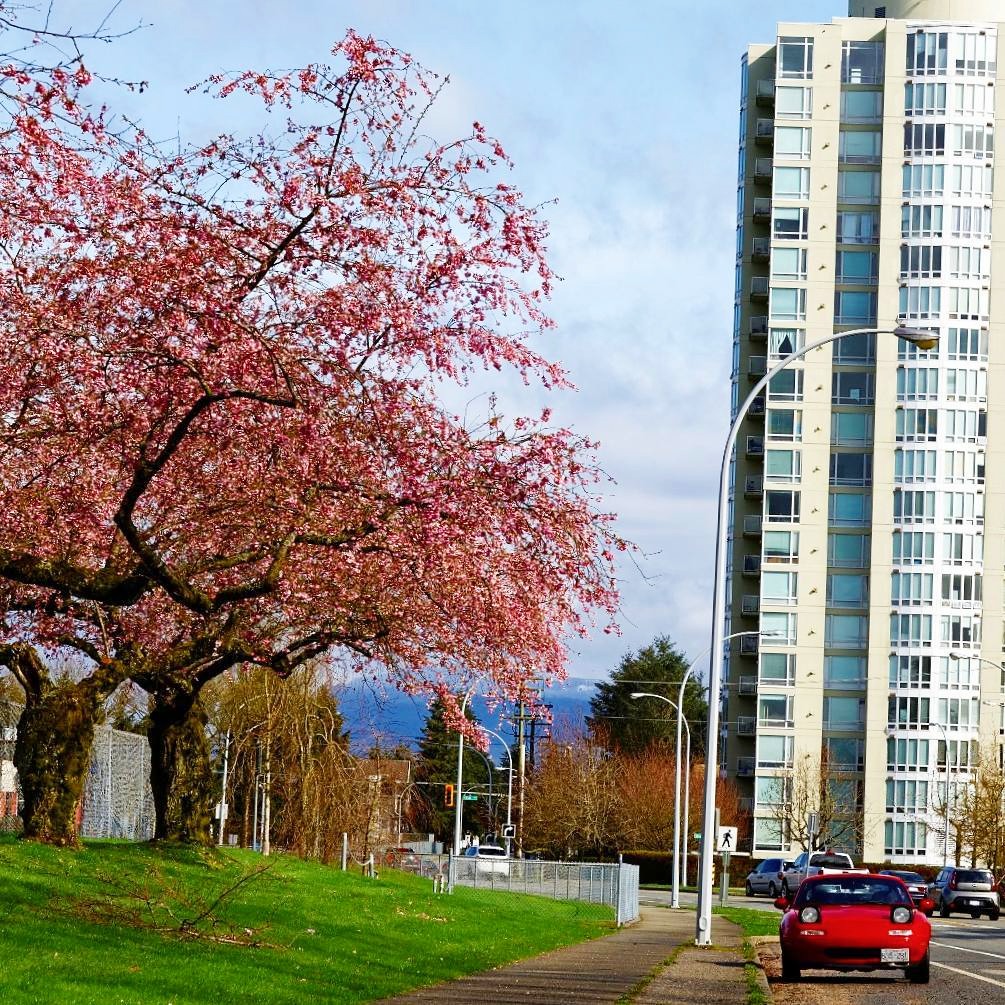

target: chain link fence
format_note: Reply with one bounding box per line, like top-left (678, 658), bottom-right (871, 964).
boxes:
top-left (396, 853), bottom-right (639, 926)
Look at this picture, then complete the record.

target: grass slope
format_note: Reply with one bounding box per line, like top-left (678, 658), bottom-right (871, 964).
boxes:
top-left (0, 838), bottom-right (613, 1004)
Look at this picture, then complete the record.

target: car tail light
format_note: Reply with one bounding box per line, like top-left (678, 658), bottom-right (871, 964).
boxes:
top-left (799, 906), bottom-right (820, 923)
top-left (891, 906), bottom-right (913, 924)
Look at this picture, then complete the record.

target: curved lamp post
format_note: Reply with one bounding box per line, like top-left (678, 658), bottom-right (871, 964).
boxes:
top-left (481, 725), bottom-right (515, 855)
top-left (696, 324), bottom-right (938, 946)
top-left (453, 690), bottom-right (476, 856)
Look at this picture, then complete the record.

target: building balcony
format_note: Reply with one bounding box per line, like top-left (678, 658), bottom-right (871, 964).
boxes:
top-left (751, 239), bottom-right (770, 263)
top-left (739, 676), bottom-right (758, 696)
top-left (748, 355), bottom-right (767, 378)
top-left (742, 515), bottom-right (763, 539)
top-left (745, 435), bottom-right (764, 458)
top-left (750, 275), bottom-right (769, 300)
top-left (744, 475), bottom-right (763, 499)
top-left (755, 119), bottom-right (774, 145)
top-left (742, 554), bottom-right (762, 577)
top-left (739, 633), bottom-right (760, 655)
top-left (739, 796), bottom-right (755, 813)
top-left (741, 594), bottom-right (760, 616)
top-left (737, 756), bottom-right (756, 777)
top-left (753, 157), bottom-right (773, 183)
top-left (755, 79), bottom-right (775, 106)
top-left (750, 314), bottom-right (768, 338)
top-left (749, 395), bottom-right (766, 418)
top-left (737, 715), bottom-right (757, 736)
top-left (752, 197), bottom-right (772, 222)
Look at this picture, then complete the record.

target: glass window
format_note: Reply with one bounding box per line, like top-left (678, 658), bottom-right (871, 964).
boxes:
top-left (950, 123), bottom-right (994, 158)
top-left (768, 368), bottom-right (804, 401)
top-left (761, 612), bottom-right (797, 645)
top-left (951, 163), bottom-right (993, 198)
top-left (902, 163), bottom-right (944, 198)
top-left (903, 122), bottom-right (945, 156)
top-left (757, 733), bottom-right (794, 768)
top-left (760, 652), bottom-right (796, 684)
top-left (765, 449), bottom-right (801, 482)
top-left (841, 89), bottom-right (882, 121)
top-left (828, 575), bottom-right (868, 608)
top-left (837, 211), bottom-right (879, 244)
top-left (832, 412), bottom-right (872, 445)
top-left (890, 613), bottom-right (932, 646)
top-left (837, 250), bottom-right (878, 282)
top-left (900, 245), bottom-right (941, 279)
top-left (951, 205), bottom-right (990, 240)
top-left (765, 489), bottom-right (800, 522)
top-left (759, 692), bottom-right (793, 725)
top-left (832, 371), bottom-right (875, 404)
top-left (779, 36), bottom-right (814, 79)
top-left (893, 530), bottom-right (934, 565)
top-left (764, 530), bottom-right (799, 562)
top-left (834, 332), bottom-right (874, 364)
top-left (768, 328), bottom-right (804, 359)
top-left (762, 571), bottom-right (797, 604)
top-left (754, 817), bottom-right (785, 851)
top-left (896, 407), bottom-right (937, 441)
top-left (891, 570), bottom-right (933, 605)
top-left (769, 287), bottom-right (806, 321)
top-left (905, 81), bottom-right (947, 115)
top-left (948, 327), bottom-right (988, 361)
top-left (897, 367), bottom-right (939, 400)
top-left (899, 284), bottom-right (941, 319)
top-left (838, 170), bottom-right (881, 202)
top-left (842, 41), bottom-right (884, 83)
top-left (827, 737), bottom-right (863, 771)
top-left (906, 31), bottom-right (948, 76)
top-left (840, 131), bottom-right (882, 162)
top-left (829, 533), bottom-right (869, 567)
top-left (894, 448), bottom-right (937, 482)
top-left (954, 31), bottom-right (996, 76)
top-left (829, 491), bottom-right (871, 526)
top-left (902, 204), bottom-right (943, 238)
top-left (776, 85), bottom-right (812, 118)
top-left (767, 409), bottom-right (802, 441)
top-left (774, 166), bottom-right (810, 199)
top-left (773, 206), bottom-right (809, 240)
top-left (825, 654), bottom-right (866, 688)
top-left (771, 248), bottom-right (807, 280)
top-left (830, 452), bottom-right (872, 486)
top-left (894, 489), bottom-right (935, 524)
top-left (890, 654), bottom-right (932, 688)
top-left (954, 82), bottom-right (995, 115)
top-left (775, 126), bottom-right (812, 159)
top-left (825, 695), bottom-right (865, 726)
top-left (756, 776), bottom-right (788, 806)
top-left (835, 290), bottom-right (877, 325)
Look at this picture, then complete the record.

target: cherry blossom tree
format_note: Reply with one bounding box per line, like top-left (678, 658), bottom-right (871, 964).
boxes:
top-left (0, 28), bottom-right (622, 845)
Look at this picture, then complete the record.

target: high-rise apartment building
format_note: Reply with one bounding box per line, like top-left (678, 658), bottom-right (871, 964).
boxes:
top-left (728, 0), bottom-right (1005, 864)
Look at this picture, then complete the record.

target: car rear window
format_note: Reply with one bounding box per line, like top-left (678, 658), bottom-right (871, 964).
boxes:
top-left (796, 877), bottom-right (910, 907)
top-left (956, 870), bottom-right (993, 884)
top-left (478, 847), bottom-right (507, 857)
top-left (810, 854), bottom-right (852, 869)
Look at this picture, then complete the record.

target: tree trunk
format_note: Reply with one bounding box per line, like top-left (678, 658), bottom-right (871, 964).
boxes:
top-left (145, 678), bottom-right (214, 844)
top-left (5, 644), bottom-right (127, 846)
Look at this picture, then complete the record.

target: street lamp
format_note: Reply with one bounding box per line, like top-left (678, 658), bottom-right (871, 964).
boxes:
top-left (453, 690), bottom-right (475, 857)
top-left (630, 692), bottom-right (691, 899)
top-left (696, 324), bottom-right (938, 946)
top-left (481, 726), bottom-right (514, 855)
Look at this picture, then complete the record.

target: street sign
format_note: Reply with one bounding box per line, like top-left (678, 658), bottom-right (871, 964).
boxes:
top-left (462, 793), bottom-right (478, 801)
top-left (716, 826), bottom-right (738, 853)
top-left (501, 823), bottom-right (516, 838)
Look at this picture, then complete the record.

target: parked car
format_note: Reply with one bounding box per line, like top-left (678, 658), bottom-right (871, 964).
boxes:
top-left (780, 850), bottom-right (867, 895)
top-left (929, 866), bottom-right (1000, 920)
top-left (462, 843), bottom-right (509, 874)
top-left (744, 857), bottom-right (791, 898)
top-left (383, 846), bottom-right (420, 870)
top-left (775, 873), bottom-right (931, 983)
top-left (879, 870), bottom-right (931, 914)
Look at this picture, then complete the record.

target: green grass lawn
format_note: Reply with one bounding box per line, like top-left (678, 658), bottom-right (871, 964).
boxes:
top-left (713, 906), bottom-right (780, 937)
top-left (0, 837), bottom-right (613, 1004)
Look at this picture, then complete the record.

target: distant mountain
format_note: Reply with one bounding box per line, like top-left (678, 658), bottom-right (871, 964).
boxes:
top-left (335, 676), bottom-right (599, 754)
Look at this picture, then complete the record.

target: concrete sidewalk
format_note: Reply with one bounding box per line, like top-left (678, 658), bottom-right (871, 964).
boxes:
top-left (376, 908), bottom-right (759, 1005)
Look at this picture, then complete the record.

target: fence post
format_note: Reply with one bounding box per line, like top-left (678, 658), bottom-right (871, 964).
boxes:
top-left (341, 833), bottom-right (348, 871)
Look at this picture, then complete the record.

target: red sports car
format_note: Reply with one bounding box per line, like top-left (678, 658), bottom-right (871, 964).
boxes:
top-left (775, 873), bottom-right (932, 983)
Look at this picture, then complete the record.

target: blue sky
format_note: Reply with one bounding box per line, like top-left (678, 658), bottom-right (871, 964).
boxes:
top-left (46, 0), bottom-right (840, 683)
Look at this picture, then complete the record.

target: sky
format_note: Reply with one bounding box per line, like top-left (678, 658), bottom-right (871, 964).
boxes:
top-left (32, 0), bottom-right (841, 685)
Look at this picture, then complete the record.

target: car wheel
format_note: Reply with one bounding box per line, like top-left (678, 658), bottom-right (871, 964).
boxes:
top-left (745, 880), bottom-right (754, 897)
top-left (972, 909), bottom-right (982, 920)
top-left (781, 880), bottom-right (790, 897)
top-left (780, 948), bottom-right (801, 981)
top-left (990, 909), bottom-right (1001, 921)
top-left (939, 897), bottom-right (950, 918)
top-left (906, 951), bottom-right (930, 985)
top-left (768, 881), bottom-right (777, 898)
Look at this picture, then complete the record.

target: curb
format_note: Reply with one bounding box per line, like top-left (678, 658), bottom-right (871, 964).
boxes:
top-left (748, 935), bottom-right (779, 1002)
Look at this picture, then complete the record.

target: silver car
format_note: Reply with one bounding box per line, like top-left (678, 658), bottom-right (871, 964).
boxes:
top-left (930, 866), bottom-right (1000, 920)
top-left (744, 857), bottom-right (791, 897)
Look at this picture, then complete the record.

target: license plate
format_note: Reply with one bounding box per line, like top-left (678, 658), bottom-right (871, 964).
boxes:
top-left (881, 948), bottom-right (909, 964)
top-left (970, 900), bottom-right (982, 906)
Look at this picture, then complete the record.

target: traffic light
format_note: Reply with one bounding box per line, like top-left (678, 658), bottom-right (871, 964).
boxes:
top-left (444, 784), bottom-right (455, 807)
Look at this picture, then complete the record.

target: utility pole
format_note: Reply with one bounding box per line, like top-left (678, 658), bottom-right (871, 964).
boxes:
top-left (517, 699), bottom-right (526, 859)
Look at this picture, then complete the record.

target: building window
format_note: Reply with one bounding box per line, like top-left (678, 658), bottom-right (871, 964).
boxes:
top-left (898, 285), bottom-right (941, 319)
top-left (941, 654), bottom-right (979, 688)
top-left (761, 612), bottom-right (797, 646)
top-left (773, 206), bottom-right (809, 240)
top-left (825, 695), bottom-right (865, 728)
top-left (753, 817), bottom-right (786, 851)
top-left (887, 735), bottom-right (930, 770)
top-left (888, 693), bottom-right (931, 727)
top-left (902, 163), bottom-right (944, 198)
top-left (756, 776), bottom-right (790, 807)
top-left (904, 80), bottom-right (947, 115)
top-left (778, 36), bottom-right (814, 79)
top-left (826, 614), bottom-right (869, 649)
top-left (894, 448), bottom-right (936, 483)
top-left (951, 205), bottom-right (991, 240)
top-left (838, 170), bottom-right (881, 203)
top-left (941, 614), bottom-right (981, 647)
top-left (899, 245), bottom-right (941, 279)
top-left (775, 125), bottom-right (812, 159)
top-left (890, 654), bottom-right (933, 688)
top-left (828, 736), bottom-right (864, 771)
top-left (938, 697), bottom-right (980, 728)
top-left (953, 81), bottom-right (995, 115)
top-left (903, 122), bottom-right (945, 156)
top-left (884, 820), bottom-right (928, 857)
top-left (896, 407), bottom-right (937, 441)
top-left (893, 489), bottom-right (935, 524)
top-left (767, 368), bottom-right (804, 402)
top-left (947, 327), bottom-right (987, 361)
top-left (827, 575), bottom-right (868, 609)
top-left (829, 491), bottom-right (871, 526)
top-left (776, 85), bottom-right (813, 118)
top-left (942, 449), bottom-right (984, 485)
top-left (906, 31), bottom-right (948, 76)
top-left (825, 655), bottom-right (867, 689)
top-left (942, 408), bottom-right (986, 442)
top-left (767, 409), bottom-right (802, 441)
top-left (757, 734), bottom-right (795, 769)
top-left (892, 530), bottom-right (934, 565)
top-left (902, 204), bottom-right (943, 238)
top-left (764, 529), bottom-right (799, 562)
top-left (833, 332), bottom-right (875, 363)
top-left (840, 131), bottom-right (882, 163)
top-left (771, 248), bottom-right (808, 281)
top-left (829, 532), bottom-right (870, 567)
top-left (945, 368), bottom-right (988, 401)
top-left (942, 531), bottom-right (983, 566)
top-left (951, 123), bottom-right (994, 158)
top-left (842, 40), bottom-right (884, 83)
top-left (944, 491), bottom-right (983, 525)
top-left (896, 366), bottom-right (939, 400)
top-left (950, 163), bottom-right (993, 197)
top-left (841, 90), bottom-right (883, 122)
top-left (765, 449), bottom-right (802, 482)
top-left (886, 779), bottom-right (929, 814)
top-left (832, 412), bottom-right (872, 446)
top-left (832, 371), bottom-right (874, 405)
top-left (953, 31), bottom-right (997, 76)
top-left (830, 452), bottom-right (872, 486)
top-left (948, 286), bottom-right (989, 321)
top-left (760, 652), bottom-right (796, 685)
top-left (838, 250), bottom-right (879, 283)
top-left (759, 693), bottom-right (794, 726)
top-left (768, 328), bottom-right (805, 359)
top-left (942, 572), bottom-right (982, 606)
top-left (765, 489), bottom-right (800, 523)
top-left (891, 571), bottom-right (933, 606)
top-left (773, 166), bottom-right (810, 200)
top-left (835, 290), bottom-right (877, 325)
top-left (769, 287), bottom-right (806, 321)
top-left (762, 571), bottom-right (798, 605)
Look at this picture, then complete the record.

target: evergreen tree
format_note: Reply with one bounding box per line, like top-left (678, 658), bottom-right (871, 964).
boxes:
top-left (415, 699), bottom-right (491, 842)
top-left (588, 637), bottom-right (708, 755)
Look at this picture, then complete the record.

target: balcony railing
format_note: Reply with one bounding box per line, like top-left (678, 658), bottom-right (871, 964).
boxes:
top-left (739, 676), bottom-right (758, 696)
top-left (748, 355), bottom-right (767, 378)
top-left (741, 594), bottom-right (760, 616)
top-left (745, 435), bottom-right (764, 458)
top-left (749, 395), bottom-right (766, 417)
top-left (742, 554), bottom-right (762, 576)
top-left (755, 119), bottom-right (775, 145)
top-left (751, 239), bottom-right (770, 263)
top-left (750, 276), bottom-right (769, 300)
top-left (755, 79), bottom-right (775, 106)
top-left (737, 715), bottom-right (756, 736)
top-left (739, 633), bottom-right (760, 655)
top-left (744, 475), bottom-right (763, 498)
top-left (754, 157), bottom-right (773, 182)
top-left (737, 757), bottom-right (756, 777)
top-left (752, 198), bottom-right (772, 222)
